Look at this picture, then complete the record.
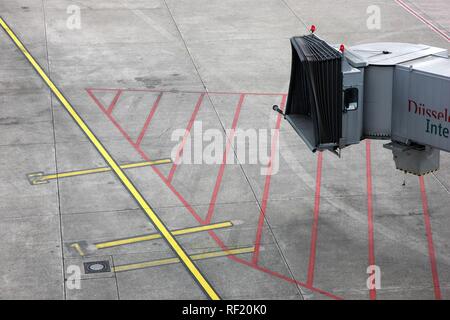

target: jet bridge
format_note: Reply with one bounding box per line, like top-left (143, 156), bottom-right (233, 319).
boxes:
top-left (275, 32), bottom-right (450, 175)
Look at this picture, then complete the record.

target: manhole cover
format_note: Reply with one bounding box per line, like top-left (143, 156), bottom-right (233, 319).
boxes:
top-left (83, 261), bottom-right (111, 274)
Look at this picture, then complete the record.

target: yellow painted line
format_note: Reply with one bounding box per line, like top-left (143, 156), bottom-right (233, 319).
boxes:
top-left (31, 159), bottom-right (171, 184)
top-left (70, 243), bottom-right (85, 257)
top-left (0, 17), bottom-right (220, 300)
top-left (113, 246), bottom-right (255, 272)
top-left (96, 221), bottom-right (233, 249)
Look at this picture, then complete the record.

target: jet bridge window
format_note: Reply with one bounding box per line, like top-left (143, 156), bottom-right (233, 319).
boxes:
top-left (344, 87), bottom-right (359, 111)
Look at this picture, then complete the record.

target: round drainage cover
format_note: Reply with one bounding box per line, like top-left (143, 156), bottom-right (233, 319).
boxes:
top-left (90, 263), bottom-right (106, 271)
top-left (83, 261), bottom-right (111, 274)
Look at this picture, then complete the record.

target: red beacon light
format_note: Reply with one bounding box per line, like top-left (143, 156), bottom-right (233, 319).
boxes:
top-left (339, 44), bottom-right (345, 53)
top-left (310, 25), bottom-right (316, 33)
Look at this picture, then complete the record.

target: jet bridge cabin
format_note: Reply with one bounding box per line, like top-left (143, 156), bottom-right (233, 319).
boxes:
top-left (279, 34), bottom-right (364, 153)
top-left (275, 33), bottom-right (450, 175)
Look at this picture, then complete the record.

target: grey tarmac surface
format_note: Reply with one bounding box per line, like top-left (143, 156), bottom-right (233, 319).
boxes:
top-left (0, 0), bottom-right (449, 300)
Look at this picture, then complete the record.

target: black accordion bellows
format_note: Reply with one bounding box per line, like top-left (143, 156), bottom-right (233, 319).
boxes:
top-left (285, 34), bottom-right (343, 151)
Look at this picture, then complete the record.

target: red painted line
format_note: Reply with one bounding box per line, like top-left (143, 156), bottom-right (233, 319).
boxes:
top-left (251, 95), bottom-right (287, 265)
top-left (167, 93), bottom-right (205, 183)
top-left (135, 93), bottom-right (163, 146)
top-left (232, 255), bottom-right (343, 300)
top-left (307, 151), bottom-right (323, 286)
top-left (202, 224), bottom-right (343, 299)
top-left (88, 88), bottom-right (207, 224)
top-left (106, 89), bottom-right (123, 115)
top-left (86, 87), bottom-right (287, 97)
top-left (204, 94), bottom-right (246, 224)
top-left (87, 89), bottom-right (108, 113)
top-left (419, 176), bottom-right (442, 300)
top-left (365, 140), bottom-right (376, 300)
top-left (88, 89), bottom-right (342, 300)
top-left (395, 0), bottom-right (450, 42)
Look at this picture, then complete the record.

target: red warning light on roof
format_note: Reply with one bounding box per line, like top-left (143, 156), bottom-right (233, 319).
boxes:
top-left (339, 44), bottom-right (345, 53)
top-left (310, 25), bottom-right (316, 33)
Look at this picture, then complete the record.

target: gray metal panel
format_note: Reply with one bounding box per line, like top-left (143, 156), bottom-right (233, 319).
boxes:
top-left (348, 42), bottom-right (448, 66)
top-left (342, 49), bottom-right (368, 68)
top-left (285, 115), bottom-right (317, 152)
top-left (363, 66), bottom-right (393, 138)
top-left (341, 63), bottom-right (364, 146)
top-left (392, 61), bottom-right (450, 152)
top-left (398, 56), bottom-right (450, 78)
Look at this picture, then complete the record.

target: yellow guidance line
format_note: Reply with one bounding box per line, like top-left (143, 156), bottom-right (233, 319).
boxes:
top-left (0, 17), bottom-right (220, 300)
top-left (113, 246), bottom-right (255, 272)
top-left (96, 221), bottom-right (233, 249)
top-left (28, 159), bottom-right (172, 184)
top-left (70, 243), bottom-right (85, 257)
